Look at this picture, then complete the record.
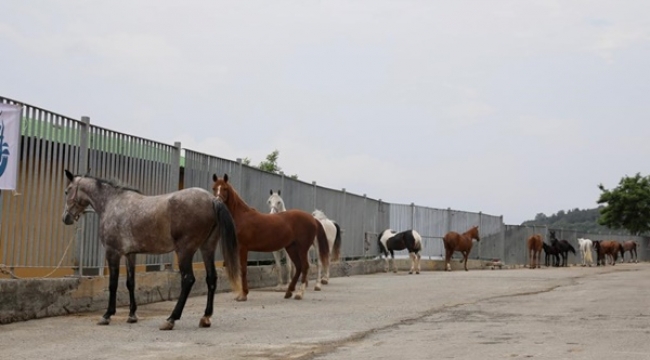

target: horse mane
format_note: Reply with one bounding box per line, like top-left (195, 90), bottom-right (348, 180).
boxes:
top-left (82, 175), bottom-right (142, 194)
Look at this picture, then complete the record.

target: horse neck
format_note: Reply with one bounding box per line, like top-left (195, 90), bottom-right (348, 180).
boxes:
top-left (78, 179), bottom-right (118, 214)
top-left (463, 228), bottom-right (477, 240)
top-left (227, 188), bottom-right (254, 218)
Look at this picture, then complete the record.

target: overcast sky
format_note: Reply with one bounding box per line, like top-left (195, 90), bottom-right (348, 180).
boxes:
top-left (2, 1), bottom-right (649, 224)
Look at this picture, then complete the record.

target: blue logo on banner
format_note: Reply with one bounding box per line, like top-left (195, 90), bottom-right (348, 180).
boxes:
top-left (0, 115), bottom-right (10, 177)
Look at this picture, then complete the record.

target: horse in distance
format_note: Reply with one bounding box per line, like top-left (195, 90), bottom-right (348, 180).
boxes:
top-left (593, 240), bottom-right (622, 266)
top-left (443, 226), bottom-right (480, 271)
top-left (377, 229), bottom-right (422, 274)
top-left (549, 231), bottom-right (576, 267)
top-left (61, 170), bottom-right (241, 330)
top-left (527, 234), bottom-right (543, 269)
top-left (542, 242), bottom-right (560, 267)
top-left (577, 238), bottom-right (594, 267)
top-left (621, 241), bottom-right (638, 263)
top-left (212, 174), bottom-right (330, 301)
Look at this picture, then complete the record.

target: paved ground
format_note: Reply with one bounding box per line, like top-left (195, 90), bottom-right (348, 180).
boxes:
top-left (1, 264), bottom-right (649, 360)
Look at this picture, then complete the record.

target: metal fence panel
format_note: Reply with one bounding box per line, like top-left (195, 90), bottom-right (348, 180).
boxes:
top-left (0, 98), bottom-right (83, 276)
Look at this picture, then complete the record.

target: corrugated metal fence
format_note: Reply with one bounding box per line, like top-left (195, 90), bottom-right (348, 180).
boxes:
top-left (0, 96), bottom-right (647, 278)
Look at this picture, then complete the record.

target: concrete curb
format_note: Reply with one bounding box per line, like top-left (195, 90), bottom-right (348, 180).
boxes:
top-left (0, 258), bottom-right (489, 325)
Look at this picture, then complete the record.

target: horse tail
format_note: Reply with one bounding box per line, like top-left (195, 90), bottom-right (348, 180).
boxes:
top-left (585, 245), bottom-right (593, 264)
top-left (213, 199), bottom-right (242, 294)
top-left (411, 230), bottom-right (422, 253)
top-left (377, 231), bottom-right (388, 256)
top-left (331, 222), bottom-right (342, 262)
top-left (315, 220), bottom-right (330, 270)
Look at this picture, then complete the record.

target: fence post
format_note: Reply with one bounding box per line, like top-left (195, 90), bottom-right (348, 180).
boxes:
top-left (363, 194), bottom-right (367, 259)
top-left (477, 211), bottom-right (482, 259)
top-left (312, 181), bottom-right (317, 211)
top-left (500, 215), bottom-right (505, 264)
top-left (74, 116), bottom-right (90, 276)
top-left (171, 141), bottom-right (181, 191)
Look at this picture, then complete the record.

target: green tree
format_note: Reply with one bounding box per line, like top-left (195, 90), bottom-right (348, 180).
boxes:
top-left (597, 173), bottom-right (650, 235)
top-left (244, 149), bottom-right (299, 179)
top-left (258, 149), bottom-right (281, 173)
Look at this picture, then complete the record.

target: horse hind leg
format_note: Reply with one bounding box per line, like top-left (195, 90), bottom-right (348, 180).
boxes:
top-left (314, 244), bottom-right (323, 291)
top-left (409, 252), bottom-right (415, 274)
top-left (463, 252), bottom-right (469, 271)
top-left (283, 244), bottom-right (301, 299)
top-left (161, 253), bottom-right (197, 330)
top-left (198, 246), bottom-right (218, 328)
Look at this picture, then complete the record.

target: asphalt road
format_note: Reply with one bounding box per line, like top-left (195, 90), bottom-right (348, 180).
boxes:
top-left (1, 264), bottom-right (649, 360)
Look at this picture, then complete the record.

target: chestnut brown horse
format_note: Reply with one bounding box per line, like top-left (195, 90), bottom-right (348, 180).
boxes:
top-left (443, 226), bottom-right (480, 271)
top-left (621, 241), bottom-right (638, 263)
top-left (212, 174), bottom-right (330, 301)
top-left (593, 240), bottom-right (622, 266)
top-left (527, 234), bottom-right (543, 269)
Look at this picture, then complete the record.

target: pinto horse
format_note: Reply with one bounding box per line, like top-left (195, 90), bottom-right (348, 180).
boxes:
top-left (593, 240), bottom-right (621, 266)
top-left (527, 234), bottom-right (543, 269)
top-left (549, 231), bottom-right (576, 267)
top-left (62, 170), bottom-right (241, 330)
top-left (443, 226), bottom-right (480, 271)
top-left (621, 241), bottom-right (638, 263)
top-left (378, 229), bottom-right (422, 274)
top-left (212, 174), bottom-right (330, 301)
top-left (577, 238), bottom-right (594, 267)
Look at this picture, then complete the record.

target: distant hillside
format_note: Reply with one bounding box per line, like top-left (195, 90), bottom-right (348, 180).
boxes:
top-left (521, 207), bottom-right (630, 235)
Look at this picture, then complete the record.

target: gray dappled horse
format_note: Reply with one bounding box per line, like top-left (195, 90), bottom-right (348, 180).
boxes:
top-left (61, 170), bottom-right (241, 330)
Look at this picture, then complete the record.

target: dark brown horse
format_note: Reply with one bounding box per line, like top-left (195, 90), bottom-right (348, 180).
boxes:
top-left (593, 240), bottom-right (622, 266)
top-left (212, 174), bottom-right (330, 301)
top-left (62, 170), bottom-right (241, 330)
top-left (621, 241), bottom-right (638, 263)
top-left (527, 234), bottom-right (543, 269)
top-left (443, 226), bottom-right (480, 271)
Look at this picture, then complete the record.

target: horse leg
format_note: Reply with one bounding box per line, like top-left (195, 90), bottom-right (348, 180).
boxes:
top-left (198, 247), bottom-right (217, 328)
top-left (390, 250), bottom-right (397, 273)
top-left (125, 253), bottom-right (138, 323)
top-left (98, 251), bottom-right (121, 326)
top-left (463, 251), bottom-right (469, 271)
top-left (416, 253), bottom-right (421, 274)
top-left (295, 248), bottom-right (310, 300)
top-left (160, 254), bottom-right (196, 330)
top-left (283, 244), bottom-right (301, 299)
top-left (314, 242), bottom-right (323, 291)
top-left (408, 252), bottom-right (415, 274)
top-left (383, 253), bottom-right (389, 272)
top-left (271, 250), bottom-right (285, 291)
top-left (236, 248), bottom-right (249, 301)
top-left (445, 248), bottom-right (453, 271)
top-left (536, 250), bottom-right (541, 269)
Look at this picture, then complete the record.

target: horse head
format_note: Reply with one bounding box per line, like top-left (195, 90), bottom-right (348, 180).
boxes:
top-left (62, 169), bottom-right (91, 225)
top-left (212, 173), bottom-right (235, 205)
top-left (467, 225), bottom-right (480, 242)
top-left (267, 190), bottom-right (285, 214)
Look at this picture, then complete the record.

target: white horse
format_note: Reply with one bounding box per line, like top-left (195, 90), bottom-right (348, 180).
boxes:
top-left (577, 238), bottom-right (594, 267)
top-left (267, 190), bottom-right (342, 291)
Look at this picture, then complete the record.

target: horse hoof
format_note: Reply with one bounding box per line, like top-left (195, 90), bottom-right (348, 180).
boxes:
top-left (159, 320), bottom-right (174, 331)
top-left (127, 315), bottom-right (138, 324)
top-left (409, 271), bottom-right (413, 274)
top-left (274, 285), bottom-right (286, 292)
top-left (199, 316), bottom-right (211, 328)
top-left (284, 292), bottom-right (292, 299)
top-left (294, 293), bottom-right (303, 300)
top-left (416, 271), bottom-right (420, 274)
top-left (97, 317), bottom-right (110, 326)
top-left (321, 279), bottom-right (328, 285)
top-left (235, 294), bottom-right (248, 302)
top-left (314, 284), bottom-right (322, 291)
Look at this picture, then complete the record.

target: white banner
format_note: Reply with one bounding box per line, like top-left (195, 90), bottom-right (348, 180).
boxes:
top-left (0, 103), bottom-right (22, 190)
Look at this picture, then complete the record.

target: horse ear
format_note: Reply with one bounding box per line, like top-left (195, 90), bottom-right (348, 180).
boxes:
top-left (65, 169), bottom-right (74, 182)
top-left (224, 173), bottom-right (229, 183)
top-left (212, 173), bottom-right (217, 182)
top-left (278, 190), bottom-right (281, 196)
top-left (269, 189), bottom-right (273, 195)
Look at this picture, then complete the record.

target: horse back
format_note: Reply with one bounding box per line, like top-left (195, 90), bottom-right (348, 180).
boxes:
top-left (236, 209), bottom-right (319, 252)
top-left (444, 231), bottom-right (472, 251)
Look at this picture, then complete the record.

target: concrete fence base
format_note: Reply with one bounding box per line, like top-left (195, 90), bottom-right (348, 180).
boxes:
top-left (0, 258), bottom-right (488, 325)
